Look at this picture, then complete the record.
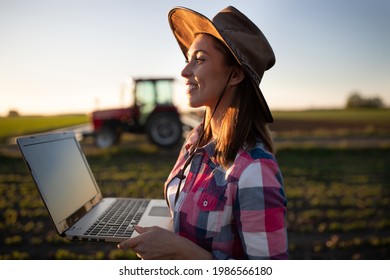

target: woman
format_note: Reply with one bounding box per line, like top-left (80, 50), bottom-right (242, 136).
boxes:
top-left (118, 6), bottom-right (288, 260)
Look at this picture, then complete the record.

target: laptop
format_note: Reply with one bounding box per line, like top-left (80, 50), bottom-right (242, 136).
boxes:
top-left (17, 131), bottom-right (172, 242)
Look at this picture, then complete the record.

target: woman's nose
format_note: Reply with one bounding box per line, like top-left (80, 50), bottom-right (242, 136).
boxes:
top-left (181, 62), bottom-right (192, 78)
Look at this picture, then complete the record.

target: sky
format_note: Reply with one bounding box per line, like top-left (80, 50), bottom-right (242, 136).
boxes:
top-left (0, 0), bottom-right (389, 116)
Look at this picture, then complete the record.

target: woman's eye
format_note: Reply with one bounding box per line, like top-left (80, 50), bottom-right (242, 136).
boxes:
top-left (195, 57), bottom-right (205, 63)
top-left (185, 57), bottom-right (205, 65)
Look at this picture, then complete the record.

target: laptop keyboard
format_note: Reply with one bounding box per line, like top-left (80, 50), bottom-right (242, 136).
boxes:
top-left (84, 199), bottom-right (150, 238)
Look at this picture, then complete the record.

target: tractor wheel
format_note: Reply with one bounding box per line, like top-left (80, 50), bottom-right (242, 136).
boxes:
top-left (146, 113), bottom-right (182, 147)
top-left (94, 127), bottom-right (120, 148)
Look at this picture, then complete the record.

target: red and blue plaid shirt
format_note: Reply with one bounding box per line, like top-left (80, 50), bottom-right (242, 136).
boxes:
top-left (165, 127), bottom-right (288, 259)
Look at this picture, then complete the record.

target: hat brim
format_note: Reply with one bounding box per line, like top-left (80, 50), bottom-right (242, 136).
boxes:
top-left (250, 78), bottom-right (274, 123)
top-left (168, 7), bottom-right (273, 123)
top-left (168, 7), bottom-right (230, 61)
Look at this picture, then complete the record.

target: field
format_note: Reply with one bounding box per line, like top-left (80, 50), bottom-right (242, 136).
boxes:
top-left (0, 114), bottom-right (88, 143)
top-left (0, 109), bottom-right (389, 259)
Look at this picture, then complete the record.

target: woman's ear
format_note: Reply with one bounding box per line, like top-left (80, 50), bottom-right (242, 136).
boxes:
top-left (229, 66), bottom-right (245, 86)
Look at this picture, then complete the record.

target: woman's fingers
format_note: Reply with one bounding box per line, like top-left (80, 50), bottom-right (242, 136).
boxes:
top-left (116, 226), bottom-right (158, 249)
top-left (117, 235), bottom-right (139, 250)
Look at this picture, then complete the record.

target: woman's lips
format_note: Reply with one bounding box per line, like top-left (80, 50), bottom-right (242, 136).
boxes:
top-left (185, 82), bottom-right (198, 93)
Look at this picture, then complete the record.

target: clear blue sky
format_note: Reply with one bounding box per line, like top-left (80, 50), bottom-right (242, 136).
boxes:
top-left (1, 0), bottom-right (389, 115)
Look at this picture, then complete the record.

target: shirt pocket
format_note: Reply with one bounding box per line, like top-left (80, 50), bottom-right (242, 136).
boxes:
top-left (193, 186), bottom-right (228, 238)
top-left (197, 191), bottom-right (226, 211)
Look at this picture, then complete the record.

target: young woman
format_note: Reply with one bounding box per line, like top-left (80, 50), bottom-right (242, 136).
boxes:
top-left (118, 6), bottom-right (288, 260)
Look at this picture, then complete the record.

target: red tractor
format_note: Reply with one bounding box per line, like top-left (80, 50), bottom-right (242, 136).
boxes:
top-left (91, 78), bottom-right (182, 148)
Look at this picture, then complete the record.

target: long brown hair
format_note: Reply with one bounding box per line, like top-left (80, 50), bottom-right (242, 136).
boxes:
top-left (199, 35), bottom-right (274, 168)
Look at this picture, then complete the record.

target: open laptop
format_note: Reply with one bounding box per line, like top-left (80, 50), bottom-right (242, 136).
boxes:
top-left (17, 131), bottom-right (172, 242)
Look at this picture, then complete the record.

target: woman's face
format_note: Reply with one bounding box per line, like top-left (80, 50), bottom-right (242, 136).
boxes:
top-left (181, 34), bottom-right (233, 109)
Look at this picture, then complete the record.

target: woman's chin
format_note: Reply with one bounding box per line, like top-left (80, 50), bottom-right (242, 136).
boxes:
top-left (187, 98), bottom-right (203, 109)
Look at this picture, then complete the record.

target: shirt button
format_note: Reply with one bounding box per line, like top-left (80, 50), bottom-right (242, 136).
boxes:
top-left (203, 200), bottom-right (208, 207)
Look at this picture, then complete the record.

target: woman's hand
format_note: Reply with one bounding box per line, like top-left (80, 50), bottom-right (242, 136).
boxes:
top-left (117, 225), bottom-right (213, 260)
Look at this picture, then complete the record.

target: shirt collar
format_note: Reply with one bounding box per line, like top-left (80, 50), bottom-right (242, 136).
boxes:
top-left (184, 125), bottom-right (216, 160)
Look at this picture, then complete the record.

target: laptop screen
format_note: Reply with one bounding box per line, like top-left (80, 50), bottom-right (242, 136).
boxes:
top-left (20, 135), bottom-right (100, 233)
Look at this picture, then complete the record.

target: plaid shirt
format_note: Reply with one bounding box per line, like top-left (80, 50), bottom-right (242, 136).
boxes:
top-left (165, 127), bottom-right (288, 259)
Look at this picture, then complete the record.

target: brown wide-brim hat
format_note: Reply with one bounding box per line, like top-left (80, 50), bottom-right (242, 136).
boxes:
top-left (168, 6), bottom-right (275, 123)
